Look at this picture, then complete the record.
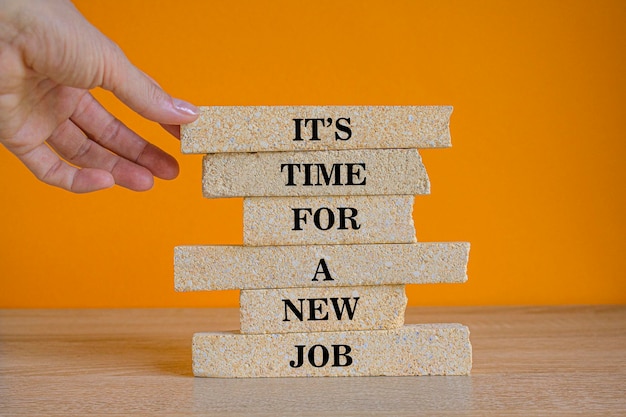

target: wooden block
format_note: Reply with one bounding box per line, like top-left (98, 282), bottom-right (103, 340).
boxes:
top-left (240, 285), bottom-right (406, 334)
top-left (192, 324), bottom-right (472, 377)
top-left (202, 149), bottom-right (429, 198)
top-left (243, 195), bottom-right (416, 246)
top-left (174, 242), bottom-right (469, 291)
top-left (181, 106), bottom-right (452, 154)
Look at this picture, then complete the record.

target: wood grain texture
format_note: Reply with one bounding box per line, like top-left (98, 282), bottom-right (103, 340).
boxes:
top-left (1, 306), bottom-right (624, 416)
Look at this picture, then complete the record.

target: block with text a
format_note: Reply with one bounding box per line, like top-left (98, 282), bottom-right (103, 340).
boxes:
top-left (181, 106), bottom-right (452, 153)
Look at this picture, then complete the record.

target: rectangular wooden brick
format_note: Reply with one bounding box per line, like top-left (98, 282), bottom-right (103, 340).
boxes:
top-left (174, 242), bottom-right (469, 291)
top-left (202, 149), bottom-right (429, 198)
top-left (182, 106), bottom-right (452, 154)
top-left (240, 285), bottom-right (406, 334)
top-left (192, 324), bottom-right (472, 377)
top-left (243, 195), bottom-right (416, 246)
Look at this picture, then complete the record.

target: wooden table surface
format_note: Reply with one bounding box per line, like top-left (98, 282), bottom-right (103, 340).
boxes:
top-left (1, 306), bottom-right (624, 416)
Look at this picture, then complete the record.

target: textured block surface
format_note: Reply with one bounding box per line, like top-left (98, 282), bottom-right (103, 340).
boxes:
top-left (192, 324), bottom-right (472, 377)
top-left (240, 285), bottom-right (406, 334)
top-left (175, 242), bottom-right (469, 291)
top-left (243, 195), bottom-right (416, 246)
top-left (202, 149), bottom-right (429, 198)
top-left (182, 106), bottom-right (452, 154)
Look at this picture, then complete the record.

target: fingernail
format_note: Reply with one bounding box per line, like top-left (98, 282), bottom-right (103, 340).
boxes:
top-left (173, 98), bottom-right (199, 116)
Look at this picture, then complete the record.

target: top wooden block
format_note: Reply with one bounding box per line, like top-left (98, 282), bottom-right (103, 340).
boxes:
top-left (181, 106), bottom-right (452, 154)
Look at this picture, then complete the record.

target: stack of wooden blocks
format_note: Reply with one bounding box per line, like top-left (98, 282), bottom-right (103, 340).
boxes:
top-left (174, 106), bottom-right (472, 377)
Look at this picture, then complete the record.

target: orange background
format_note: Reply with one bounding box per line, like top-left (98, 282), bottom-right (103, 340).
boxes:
top-left (1, 0), bottom-right (624, 308)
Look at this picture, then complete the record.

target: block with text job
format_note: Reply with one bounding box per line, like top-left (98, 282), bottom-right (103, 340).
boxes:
top-left (192, 324), bottom-right (471, 377)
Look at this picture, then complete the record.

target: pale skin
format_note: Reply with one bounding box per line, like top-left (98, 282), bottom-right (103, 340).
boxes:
top-left (0, 0), bottom-right (199, 193)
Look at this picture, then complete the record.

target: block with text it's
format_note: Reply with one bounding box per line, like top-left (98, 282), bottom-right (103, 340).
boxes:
top-left (192, 324), bottom-right (472, 378)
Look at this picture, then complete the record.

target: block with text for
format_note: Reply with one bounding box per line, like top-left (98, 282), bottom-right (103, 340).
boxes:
top-left (181, 106), bottom-right (452, 154)
top-left (192, 324), bottom-right (471, 377)
top-left (202, 149), bottom-right (429, 198)
top-left (240, 285), bottom-right (406, 334)
top-left (174, 242), bottom-right (469, 291)
top-left (243, 195), bottom-right (416, 246)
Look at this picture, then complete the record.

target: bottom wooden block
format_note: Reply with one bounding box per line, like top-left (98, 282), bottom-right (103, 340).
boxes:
top-left (192, 324), bottom-right (471, 378)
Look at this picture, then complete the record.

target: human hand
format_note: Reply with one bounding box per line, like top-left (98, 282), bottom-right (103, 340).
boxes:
top-left (0, 0), bottom-right (198, 193)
